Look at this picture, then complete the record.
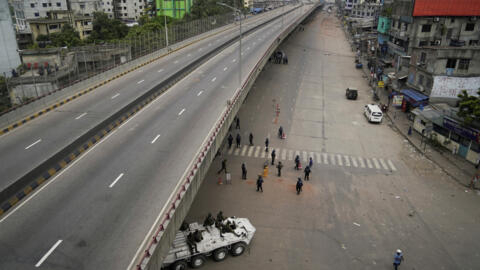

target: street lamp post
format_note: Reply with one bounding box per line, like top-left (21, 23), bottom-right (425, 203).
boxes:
top-left (217, 2), bottom-right (242, 87)
top-left (164, 15), bottom-right (169, 50)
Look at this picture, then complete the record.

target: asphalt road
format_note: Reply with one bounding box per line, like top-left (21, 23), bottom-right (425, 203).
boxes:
top-left (0, 5), bottom-right (312, 270)
top-left (0, 6), bottom-right (294, 190)
top-left (186, 8), bottom-right (480, 270)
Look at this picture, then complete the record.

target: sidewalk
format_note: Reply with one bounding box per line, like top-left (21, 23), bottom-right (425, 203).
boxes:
top-left (354, 50), bottom-right (478, 190)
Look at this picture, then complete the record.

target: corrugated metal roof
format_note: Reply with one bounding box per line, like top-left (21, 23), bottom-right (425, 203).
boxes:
top-left (413, 0), bottom-right (480, 16)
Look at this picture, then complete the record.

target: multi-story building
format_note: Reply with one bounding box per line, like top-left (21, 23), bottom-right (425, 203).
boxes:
top-left (382, 0), bottom-right (480, 104)
top-left (100, 0), bottom-right (115, 18)
top-left (115, 0), bottom-right (148, 21)
top-left (28, 10), bottom-right (94, 41)
top-left (350, 0), bottom-right (381, 20)
top-left (0, 0), bottom-right (22, 76)
top-left (69, 0), bottom-right (102, 16)
top-left (12, 0), bottom-right (69, 34)
top-left (155, 0), bottom-right (192, 19)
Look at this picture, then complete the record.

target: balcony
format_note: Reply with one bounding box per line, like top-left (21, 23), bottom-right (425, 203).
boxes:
top-left (389, 28), bottom-right (407, 40)
top-left (387, 41), bottom-right (407, 56)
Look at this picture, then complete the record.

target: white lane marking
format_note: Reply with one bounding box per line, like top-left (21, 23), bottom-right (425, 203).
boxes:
top-left (288, 150), bottom-right (293, 160)
top-left (366, 158), bottom-right (373, 168)
top-left (25, 139), bottom-right (42, 150)
top-left (178, 108), bottom-right (186, 116)
top-left (337, 154), bottom-right (343, 166)
top-left (302, 151), bottom-right (307, 162)
top-left (75, 112), bottom-right (87, 120)
top-left (197, 90), bottom-right (203, 96)
top-left (211, 77), bottom-right (216, 82)
top-left (315, 153), bottom-right (322, 164)
top-left (35, 240), bottom-right (63, 267)
top-left (0, 87), bottom-right (156, 223)
top-left (323, 153), bottom-right (329, 164)
top-left (109, 173), bottom-right (124, 188)
top-left (330, 154), bottom-right (336, 165)
top-left (344, 155), bottom-right (351, 167)
top-left (137, 80), bottom-right (145, 84)
top-left (223, 67), bottom-right (228, 71)
top-left (232, 59), bottom-right (236, 63)
top-left (111, 93), bottom-right (120, 99)
top-left (198, 48), bottom-right (203, 51)
top-left (157, 69), bottom-right (164, 73)
top-left (358, 157), bottom-right (365, 168)
top-left (281, 149), bottom-right (287, 160)
top-left (372, 158), bottom-right (381, 169)
top-left (379, 158), bottom-right (389, 170)
top-left (187, 54), bottom-right (191, 57)
top-left (387, 160), bottom-right (397, 171)
top-left (151, 134), bottom-right (161, 144)
top-left (351, 157), bottom-right (358, 167)
top-left (260, 150), bottom-right (266, 158)
top-left (208, 43), bottom-right (212, 46)
top-left (248, 146), bottom-right (254, 157)
top-left (241, 145), bottom-right (248, 156)
top-left (174, 60), bottom-right (179, 64)
top-left (234, 147), bottom-right (240, 156)
top-left (227, 146), bottom-right (234, 155)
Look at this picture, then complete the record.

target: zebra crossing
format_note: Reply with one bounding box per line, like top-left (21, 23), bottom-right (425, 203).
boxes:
top-left (225, 145), bottom-right (397, 172)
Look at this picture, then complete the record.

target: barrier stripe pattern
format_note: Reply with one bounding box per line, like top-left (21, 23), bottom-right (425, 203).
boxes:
top-left (0, 23), bottom-right (238, 136)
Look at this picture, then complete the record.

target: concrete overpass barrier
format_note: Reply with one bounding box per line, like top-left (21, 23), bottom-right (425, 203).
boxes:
top-left (133, 3), bottom-right (323, 270)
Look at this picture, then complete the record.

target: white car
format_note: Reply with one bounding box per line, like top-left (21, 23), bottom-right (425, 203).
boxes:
top-left (364, 104), bottom-right (383, 123)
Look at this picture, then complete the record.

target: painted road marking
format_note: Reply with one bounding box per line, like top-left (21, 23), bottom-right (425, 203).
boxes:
top-left (337, 154), bottom-right (343, 166)
top-left (316, 152), bottom-right (322, 164)
top-left (157, 69), bottom-right (164, 73)
top-left (197, 91), bottom-right (203, 96)
top-left (260, 150), bottom-right (266, 158)
top-left (178, 108), bottom-right (186, 116)
top-left (379, 158), bottom-right (389, 170)
top-left (254, 146), bottom-right (261, 157)
top-left (211, 77), bottom-right (216, 82)
top-left (248, 146), bottom-right (254, 157)
top-left (351, 156), bottom-right (358, 167)
top-left (25, 139), bottom-right (42, 150)
top-left (198, 48), bottom-right (203, 51)
top-left (281, 149), bottom-right (287, 160)
top-left (174, 60), bottom-right (179, 64)
top-left (302, 151), bottom-right (307, 162)
top-left (224, 67), bottom-right (228, 71)
top-left (232, 59), bottom-right (236, 63)
top-left (151, 134), bottom-right (161, 144)
top-left (137, 80), bottom-right (145, 84)
top-left (288, 150), bottom-right (293, 160)
top-left (344, 155), bottom-right (351, 167)
top-left (330, 154), bottom-right (336, 165)
top-left (187, 54), bottom-right (191, 57)
top-left (358, 157), bottom-right (365, 168)
top-left (75, 112), bottom-right (87, 120)
top-left (109, 173), bottom-right (124, 188)
top-left (388, 160), bottom-right (397, 171)
top-left (323, 153), bottom-right (328, 164)
top-left (111, 93), bottom-right (120, 99)
top-left (366, 158), bottom-right (373, 169)
top-left (35, 239), bottom-right (63, 267)
top-left (228, 147), bottom-right (234, 155)
top-left (372, 158), bottom-right (380, 169)
top-left (234, 147), bottom-right (240, 156)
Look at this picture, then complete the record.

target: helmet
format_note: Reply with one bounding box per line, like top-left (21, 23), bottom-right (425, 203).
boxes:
top-left (396, 249), bottom-right (402, 254)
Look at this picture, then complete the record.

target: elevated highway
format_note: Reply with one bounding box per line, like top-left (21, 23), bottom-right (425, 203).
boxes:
top-left (0, 2), bottom-right (321, 270)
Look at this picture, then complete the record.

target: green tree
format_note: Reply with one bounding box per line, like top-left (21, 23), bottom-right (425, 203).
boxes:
top-left (88, 12), bottom-right (129, 42)
top-left (49, 24), bottom-right (82, 47)
top-left (0, 76), bottom-right (12, 112)
top-left (457, 89), bottom-right (480, 125)
top-left (185, 0), bottom-right (244, 20)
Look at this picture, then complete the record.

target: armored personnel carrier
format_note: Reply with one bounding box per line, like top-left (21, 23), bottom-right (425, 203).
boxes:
top-left (162, 217), bottom-right (256, 269)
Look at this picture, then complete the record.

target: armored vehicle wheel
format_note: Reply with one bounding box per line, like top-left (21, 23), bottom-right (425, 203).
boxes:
top-left (189, 255), bottom-right (205, 268)
top-left (170, 260), bottom-right (187, 270)
top-left (213, 248), bottom-right (228, 262)
top-left (231, 242), bottom-right (246, 256)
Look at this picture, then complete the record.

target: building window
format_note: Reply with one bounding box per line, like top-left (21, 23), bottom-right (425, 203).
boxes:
top-left (458, 59), bottom-right (470, 70)
top-left (57, 2), bottom-right (61, 7)
top-left (43, 3), bottom-right (47, 7)
top-left (450, 18), bottom-right (455, 23)
top-left (421, 24), bottom-right (432, 32)
top-left (446, 58), bottom-right (456, 69)
top-left (30, 3), bottom-right (35, 7)
top-left (426, 78), bottom-right (432, 88)
top-left (49, 3), bottom-right (52, 6)
top-left (420, 52), bottom-right (426, 63)
top-left (465, 23), bottom-right (475, 31)
top-left (469, 40), bottom-right (479, 46)
top-left (49, 24), bottom-right (58, 30)
top-left (419, 41), bottom-right (428, 46)
top-left (34, 12), bottom-right (39, 17)
top-left (418, 74), bottom-right (424, 85)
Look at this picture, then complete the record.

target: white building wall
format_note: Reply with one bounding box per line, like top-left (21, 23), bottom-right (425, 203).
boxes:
top-left (0, 1), bottom-right (22, 77)
top-left (70, 0), bottom-right (102, 16)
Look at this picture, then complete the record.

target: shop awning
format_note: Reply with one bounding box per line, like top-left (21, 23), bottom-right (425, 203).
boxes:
top-left (396, 71), bottom-right (408, 80)
top-left (401, 89), bottom-right (429, 107)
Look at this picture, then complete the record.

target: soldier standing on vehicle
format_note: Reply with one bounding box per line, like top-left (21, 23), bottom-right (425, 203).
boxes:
top-left (276, 161), bottom-right (283, 176)
top-left (227, 134), bottom-right (233, 149)
top-left (241, 163), bottom-right (247, 179)
top-left (271, 150), bottom-right (276, 165)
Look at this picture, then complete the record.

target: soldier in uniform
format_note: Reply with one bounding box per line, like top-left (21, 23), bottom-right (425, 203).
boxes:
top-left (217, 211), bottom-right (225, 222)
top-left (203, 213), bottom-right (215, 227)
top-left (276, 161), bottom-right (283, 176)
